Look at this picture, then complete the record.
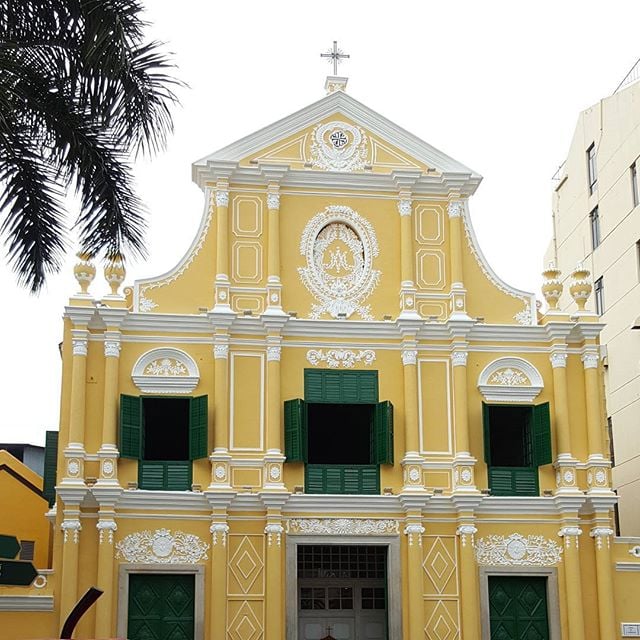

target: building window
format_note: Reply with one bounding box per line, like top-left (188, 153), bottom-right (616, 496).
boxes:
top-left (119, 395), bottom-right (208, 490)
top-left (589, 206), bottom-right (601, 249)
top-left (482, 403), bottom-right (552, 496)
top-left (632, 162), bottom-right (639, 208)
top-left (636, 241), bottom-right (640, 281)
top-left (587, 143), bottom-right (597, 194)
top-left (607, 417), bottom-right (615, 467)
top-left (594, 277), bottom-right (605, 315)
top-left (19, 540), bottom-right (35, 561)
top-left (284, 370), bottom-right (394, 495)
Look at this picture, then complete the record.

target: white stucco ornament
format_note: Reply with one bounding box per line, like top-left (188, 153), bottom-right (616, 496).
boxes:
top-left (298, 206), bottom-right (380, 319)
top-left (310, 121), bottom-right (368, 172)
top-left (478, 357), bottom-right (543, 403)
top-left (132, 348), bottom-right (200, 394)
top-left (306, 348), bottom-right (376, 368)
top-left (116, 528), bottom-right (209, 564)
top-left (287, 518), bottom-right (398, 535)
top-left (475, 533), bottom-right (562, 566)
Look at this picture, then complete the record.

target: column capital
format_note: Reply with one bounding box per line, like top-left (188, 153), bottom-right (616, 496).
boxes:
top-left (267, 345), bottom-right (281, 362)
top-left (267, 192), bottom-right (280, 210)
top-left (581, 351), bottom-right (599, 369)
top-left (451, 350), bottom-right (468, 367)
top-left (448, 200), bottom-right (466, 218)
top-left (215, 188), bottom-right (229, 207)
top-left (401, 349), bottom-right (418, 366)
top-left (558, 526), bottom-right (582, 549)
top-left (61, 519), bottom-right (82, 544)
top-left (96, 519), bottom-right (117, 544)
top-left (214, 344), bottom-right (229, 360)
top-left (550, 351), bottom-right (568, 368)
top-left (104, 338), bottom-right (121, 358)
top-left (265, 523), bottom-right (285, 547)
top-left (404, 523), bottom-right (425, 546)
top-left (210, 522), bottom-right (230, 546)
top-left (71, 328), bottom-right (89, 356)
top-left (397, 197), bottom-right (412, 216)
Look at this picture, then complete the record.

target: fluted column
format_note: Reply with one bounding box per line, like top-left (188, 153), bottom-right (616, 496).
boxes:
top-left (63, 329), bottom-right (88, 484)
top-left (451, 348), bottom-right (477, 492)
top-left (456, 523), bottom-right (480, 639)
top-left (264, 335), bottom-right (285, 490)
top-left (398, 194), bottom-right (419, 318)
top-left (404, 514), bottom-right (425, 640)
top-left (209, 334), bottom-right (231, 489)
top-left (265, 514), bottom-right (285, 639)
top-left (447, 200), bottom-right (469, 318)
top-left (94, 513), bottom-right (117, 638)
top-left (266, 186), bottom-right (285, 313)
top-left (59, 511), bottom-right (82, 623)
top-left (590, 524), bottom-right (616, 639)
top-left (401, 346), bottom-right (424, 490)
top-left (550, 349), bottom-right (580, 493)
top-left (209, 519), bottom-right (229, 640)
top-left (213, 182), bottom-right (231, 311)
top-left (559, 525), bottom-right (585, 640)
top-left (97, 332), bottom-right (121, 485)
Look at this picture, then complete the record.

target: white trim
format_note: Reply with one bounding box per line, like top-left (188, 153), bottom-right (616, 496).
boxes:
top-left (616, 562), bottom-right (640, 572)
top-left (131, 347), bottom-right (200, 394)
top-left (0, 596), bottom-right (54, 611)
top-left (417, 357), bottom-right (453, 455)
top-left (229, 351), bottom-right (265, 451)
top-left (477, 357), bottom-right (543, 403)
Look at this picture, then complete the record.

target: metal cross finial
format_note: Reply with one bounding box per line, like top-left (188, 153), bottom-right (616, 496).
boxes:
top-left (321, 41), bottom-right (350, 76)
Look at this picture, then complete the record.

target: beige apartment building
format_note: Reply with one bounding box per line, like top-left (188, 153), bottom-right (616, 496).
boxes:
top-left (546, 62), bottom-right (640, 535)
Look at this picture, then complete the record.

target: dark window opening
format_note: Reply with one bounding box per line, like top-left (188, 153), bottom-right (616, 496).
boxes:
top-left (307, 403), bottom-right (373, 464)
top-left (142, 398), bottom-right (189, 461)
top-left (297, 545), bottom-right (387, 579)
top-left (595, 276), bottom-right (605, 315)
top-left (587, 143), bottom-right (597, 194)
top-left (590, 206), bottom-right (601, 249)
top-left (488, 405), bottom-right (532, 467)
top-left (19, 540), bottom-right (35, 561)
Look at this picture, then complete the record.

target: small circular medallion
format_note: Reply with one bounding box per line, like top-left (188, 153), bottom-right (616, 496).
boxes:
top-left (409, 468), bottom-right (420, 482)
top-left (67, 459), bottom-right (80, 476)
top-left (506, 538), bottom-right (527, 560)
top-left (152, 533), bottom-right (174, 557)
top-left (215, 465), bottom-right (226, 480)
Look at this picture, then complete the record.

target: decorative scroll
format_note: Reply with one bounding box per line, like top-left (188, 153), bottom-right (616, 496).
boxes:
top-left (306, 348), bottom-right (375, 368)
top-left (287, 518), bottom-right (399, 535)
top-left (116, 528), bottom-right (209, 564)
top-left (475, 533), bottom-right (562, 566)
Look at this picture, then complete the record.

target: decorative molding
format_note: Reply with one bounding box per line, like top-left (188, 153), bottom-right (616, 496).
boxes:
top-left (310, 121), bottom-right (368, 172)
top-left (72, 339), bottom-right (88, 357)
top-left (450, 351), bottom-right (468, 367)
top-left (475, 533), bottom-right (562, 566)
top-left (550, 352), bottom-right (568, 368)
top-left (401, 349), bottom-right (418, 366)
top-left (210, 523), bottom-right (230, 547)
top-left (0, 596), bottom-right (54, 611)
top-left (456, 524), bottom-right (477, 547)
top-left (132, 348), bottom-right (199, 394)
top-left (397, 198), bottom-right (412, 216)
top-left (590, 527), bottom-right (614, 549)
top-left (214, 344), bottom-right (229, 360)
top-left (97, 519), bottom-right (117, 545)
top-left (447, 201), bottom-right (464, 218)
top-left (306, 348), bottom-right (375, 368)
top-left (216, 190), bottom-right (229, 207)
top-left (116, 528), bottom-right (209, 563)
top-left (558, 526), bottom-right (582, 549)
top-left (266, 346), bottom-right (282, 362)
top-left (298, 205), bottom-right (380, 319)
top-left (477, 357), bottom-right (543, 403)
top-left (403, 524), bottom-right (425, 546)
top-left (61, 519), bottom-right (82, 544)
top-left (267, 192), bottom-right (280, 210)
top-left (265, 523), bottom-right (284, 546)
top-left (104, 340), bottom-right (121, 358)
top-left (514, 304), bottom-right (532, 326)
top-left (287, 518), bottom-right (399, 536)
top-left (582, 352), bottom-right (599, 369)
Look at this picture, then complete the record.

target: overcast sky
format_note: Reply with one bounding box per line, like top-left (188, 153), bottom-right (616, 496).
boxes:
top-left (2, 0), bottom-right (639, 445)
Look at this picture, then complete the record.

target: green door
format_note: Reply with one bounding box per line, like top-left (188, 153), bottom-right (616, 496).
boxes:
top-left (488, 576), bottom-right (549, 640)
top-left (128, 574), bottom-right (195, 640)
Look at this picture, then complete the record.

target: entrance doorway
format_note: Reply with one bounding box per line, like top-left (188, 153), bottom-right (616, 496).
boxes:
top-left (488, 575), bottom-right (549, 640)
top-left (127, 573), bottom-right (195, 640)
top-left (297, 545), bottom-right (387, 640)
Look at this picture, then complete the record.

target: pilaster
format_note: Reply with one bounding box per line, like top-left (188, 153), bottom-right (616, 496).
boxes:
top-left (395, 182), bottom-right (420, 319)
top-left (558, 523), bottom-right (586, 640)
top-left (590, 519), bottom-right (617, 640)
top-left (213, 179), bottom-right (232, 312)
top-left (447, 198), bottom-right (471, 320)
top-left (403, 509), bottom-right (425, 640)
top-left (456, 516), bottom-right (481, 640)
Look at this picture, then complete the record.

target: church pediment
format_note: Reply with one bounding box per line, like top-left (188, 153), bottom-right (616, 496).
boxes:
top-left (192, 91), bottom-right (481, 189)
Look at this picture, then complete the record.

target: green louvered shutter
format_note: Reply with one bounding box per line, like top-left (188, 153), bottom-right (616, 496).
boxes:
top-left (532, 402), bottom-right (552, 466)
top-left (189, 396), bottom-right (208, 460)
top-left (139, 460), bottom-right (165, 490)
top-left (303, 370), bottom-right (378, 404)
top-left (284, 399), bottom-right (307, 462)
top-left (356, 372), bottom-right (378, 403)
top-left (166, 461), bottom-right (192, 490)
top-left (304, 370), bottom-right (324, 402)
top-left (120, 395), bottom-right (142, 459)
top-left (43, 431), bottom-right (59, 506)
top-left (482, 402), bottom-right (492, 464)
top-left (372, 401), bottom-right (394, 464)
top-left (323, 370), bottom-right (343, 402)
top-left (360, 466), bottom-right (380, 494)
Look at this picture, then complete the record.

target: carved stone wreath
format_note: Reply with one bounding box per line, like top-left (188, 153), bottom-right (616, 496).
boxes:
top-left (115, 528), bottom-right (209, 564)
top-left (475, 533), bottom-right (562, 566)
top-left (287, 518), bottom-right (398, 536)
top-left (298, 206), bottom-right (380, 319)
top-left (310, 121), bottom-right (368, 172)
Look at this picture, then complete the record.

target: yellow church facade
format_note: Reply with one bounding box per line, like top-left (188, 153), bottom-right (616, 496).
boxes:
top-left (4, 77), bottom-right (640, 639)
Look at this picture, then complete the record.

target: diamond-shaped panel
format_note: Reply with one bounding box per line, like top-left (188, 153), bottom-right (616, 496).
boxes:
top-left (132, 584), bottom-right (160, 615)
top-left (228, 601), bottom-right (262, 640)
top-left (518, 584), bottom-right (542, 616)
top-left (166, 582), bottom-right (191, 616)
top-left (520, 623), bottom-right (544, 640)
top-left (490, 585), bottom-right (512, 616)
top-left (229, 536), bottom-right (264, 594)
top-left (423, 537), bottom-right (456, 595)
top-left (425, 601), bottom-right (459, 640)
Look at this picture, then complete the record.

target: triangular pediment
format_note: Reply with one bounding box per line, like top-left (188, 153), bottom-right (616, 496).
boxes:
top-left (193, 90), bottom-right (480, 185)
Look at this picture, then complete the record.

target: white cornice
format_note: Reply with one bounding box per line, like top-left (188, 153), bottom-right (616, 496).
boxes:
top-left (192, 91), bottom-right (481, 187)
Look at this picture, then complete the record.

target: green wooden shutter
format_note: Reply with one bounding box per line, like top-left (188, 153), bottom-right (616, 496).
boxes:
top-left (120, 395), bottom-right (142, 459)
top-left (482, 402), bottom-right (491, 464)
top-left (43, 431), bottom-right (59, 507)
top-left (303, 369), bottom-right (378, 404)
top-left (166, 461), bottom-right (192, 490)
top-left (532, 402), bottom-right (552, 466)
top-left (284, 399), bottom-right (307, 462)
top-left (372, 401), bottom-right (394, 464)
top-left (304, 370), bottom-right (325, 402)
top-left (139, 460), bottom-right (165, 490)
top-left (489, 467), bottom-right (538, 496)
top-left (189, 396), bottom-right (208, 460)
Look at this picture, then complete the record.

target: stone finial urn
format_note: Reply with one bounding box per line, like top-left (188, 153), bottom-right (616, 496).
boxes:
top-left (541, 263), bottom-right (563, 310)
top-left (73, 251), bottom-right (96, 295)
top-left (569, 262), bottom-right (592, 311)
top-left (104, 253), bottom-right (126, 296)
